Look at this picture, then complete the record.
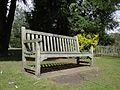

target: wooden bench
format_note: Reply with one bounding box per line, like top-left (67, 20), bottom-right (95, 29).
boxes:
top-left (21, 27), bottom-right (93, 76)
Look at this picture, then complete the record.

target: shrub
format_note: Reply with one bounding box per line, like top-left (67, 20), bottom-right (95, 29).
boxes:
top-left (77, 33), bottom-right (99, 51)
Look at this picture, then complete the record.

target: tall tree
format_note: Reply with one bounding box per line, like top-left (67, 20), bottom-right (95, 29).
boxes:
top-left (69, 0), bottom-right (120, 45)
top-left (0, 0), bottom-right (26, 56)
top-left (69, 0), bottom-right (120, 33)
top-left (26, 0), bottom-right (76, 36)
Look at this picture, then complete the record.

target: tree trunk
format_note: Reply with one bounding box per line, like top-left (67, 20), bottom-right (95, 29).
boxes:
top-left (0, 0), bottom-right (17, 56)
top-left (0, 0), bottom-right (8, 56)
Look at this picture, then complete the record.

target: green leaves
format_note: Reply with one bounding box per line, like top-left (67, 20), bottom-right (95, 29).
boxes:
top-left (10, 7), bottom-right (28, 48)
top-left (77, 33), bottom-right (99, 51)
top-left (26, 0), bottom-right (76, 36)
top-left (69, 0), bottom-right (120, 45)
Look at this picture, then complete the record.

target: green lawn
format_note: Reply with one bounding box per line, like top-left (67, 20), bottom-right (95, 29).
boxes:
top-left (0, 56), bottom-right (120, 90)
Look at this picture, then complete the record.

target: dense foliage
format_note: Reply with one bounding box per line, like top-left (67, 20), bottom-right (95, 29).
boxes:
top-left (77, 33), bottom-right (99, 51)
top-left (26, 0), bottom-right (120, 46)
top-left (10, 7), bottom-right (28, 48)
top-left (69, 0), bottom-right (120, 45)
top-left (26, 0), bottom-right (76, 36)
top-left (110, 33), bottom-right (120, 46)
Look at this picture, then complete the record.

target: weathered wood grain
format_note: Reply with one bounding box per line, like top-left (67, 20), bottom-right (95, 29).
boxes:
top-left (21, 27), bottom-right (94, 76)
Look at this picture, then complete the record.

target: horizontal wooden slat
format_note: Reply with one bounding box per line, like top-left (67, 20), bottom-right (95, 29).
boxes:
top-left (24, 51), bottom-right (35, 55)
top-left (25, 29), bottom-right (76, 40)
top-left (23, 38), bottom-right (42, 43)
top-left (40, 53), bottom-right (92, 60)
top-left (40, 51), bottom-right (89, 54)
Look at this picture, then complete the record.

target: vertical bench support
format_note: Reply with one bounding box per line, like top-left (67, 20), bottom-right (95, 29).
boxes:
top-left (75, 36), bottom-right (80, 52)
top-left (75, 36), bottom-right (80, 64)
top-left (21, 27), bottom-right (27, 69)
top-left (35, 42), bottom-right (41, 76)
top-left (90, 46), bottom-right (94, 66)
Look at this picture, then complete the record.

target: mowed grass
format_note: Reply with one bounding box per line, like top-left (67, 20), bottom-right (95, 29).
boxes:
top-left (0, 56), bottom-right (120, 90)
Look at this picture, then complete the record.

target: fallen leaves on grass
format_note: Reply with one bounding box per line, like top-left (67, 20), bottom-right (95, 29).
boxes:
top-left (8, 81), bottom-right (19, 89)
top-left (0, 70), bottom-right (3, 74)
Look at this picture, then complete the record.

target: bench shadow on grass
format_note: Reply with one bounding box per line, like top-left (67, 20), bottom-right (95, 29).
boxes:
top-left (25, 62), bottom-right (90, 75)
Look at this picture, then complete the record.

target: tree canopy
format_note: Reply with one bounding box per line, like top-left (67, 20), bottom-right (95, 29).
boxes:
top-left (69, 0), bottom-right (118, 33)
top-left (0, 0), bottom-right (120, 55)
top-left (26, 0), bottom-right (120, 45)
top-left (26, 0), bottom-right (76, 36)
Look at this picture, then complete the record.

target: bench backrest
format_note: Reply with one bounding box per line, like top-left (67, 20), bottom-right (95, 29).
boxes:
top-left (21, 27), bottom-right (80, 53)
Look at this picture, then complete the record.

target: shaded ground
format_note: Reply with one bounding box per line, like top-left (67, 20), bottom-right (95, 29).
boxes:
top-left (25, 58), bottom-right (99, 85)
top-left (25, 58), bottom-right (91, 75)
top-left (50, 68), bottom-right (99, 85)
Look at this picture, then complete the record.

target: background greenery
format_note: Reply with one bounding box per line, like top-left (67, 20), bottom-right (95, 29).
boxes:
top-left (77, 33), bottom-right (99, 50)
top-left (10, 6), bottom-right (28, 48)
top-left (10, 0), bottom-right (120, 48)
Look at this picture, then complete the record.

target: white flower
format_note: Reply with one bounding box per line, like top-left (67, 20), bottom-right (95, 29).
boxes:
top-left (8, 81), bottom-right (14, 84)
top-left (0, 70), bottom-right (3, 74)
top-left (15, 85), bottom-right (18, 88)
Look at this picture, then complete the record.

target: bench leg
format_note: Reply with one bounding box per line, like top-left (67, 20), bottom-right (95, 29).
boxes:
top-left (35, 42), bottom-right (41, 76)
top-left (76, 57), bottom-right (80, 65)
top-left (35, 57), bottom-right (41, 76)
top-left (90, 57), bottom-right (93, 66)
top-left (22, 54), bottom-right (27, 71)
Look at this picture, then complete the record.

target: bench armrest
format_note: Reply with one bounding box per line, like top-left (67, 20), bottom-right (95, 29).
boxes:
top-left (23, 38), bottom-right (42, 43)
